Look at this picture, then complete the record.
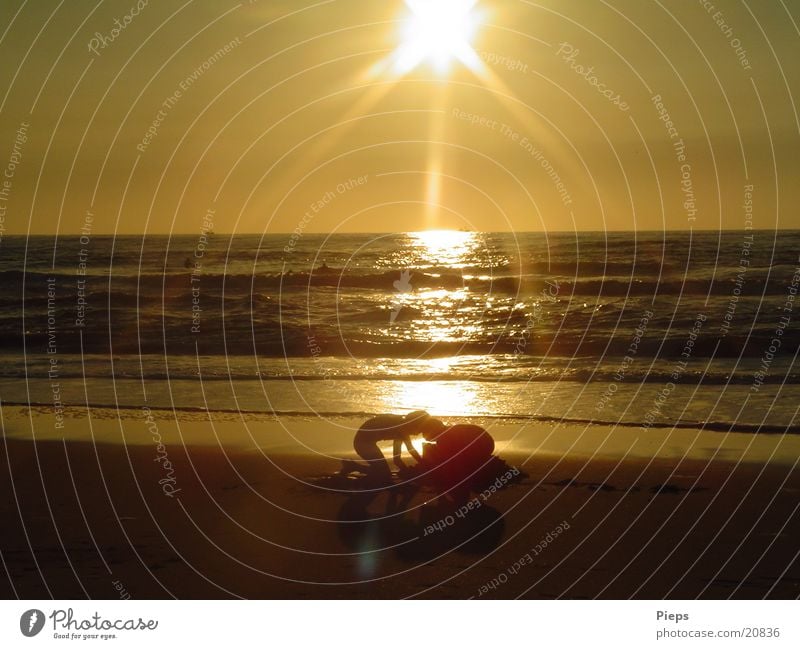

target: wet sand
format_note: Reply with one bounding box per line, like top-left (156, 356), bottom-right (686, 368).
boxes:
top-left (1, 405), bottom-right (799, 599)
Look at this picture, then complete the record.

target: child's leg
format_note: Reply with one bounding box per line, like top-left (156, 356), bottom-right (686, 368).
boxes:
top-left (354, 439), bottom-right (392, 479)
top-left (338, 459), bottom-right (366, 476)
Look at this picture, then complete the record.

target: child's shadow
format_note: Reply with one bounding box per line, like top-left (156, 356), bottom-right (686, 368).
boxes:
top-left (337, 485), bottom-right (504, 563)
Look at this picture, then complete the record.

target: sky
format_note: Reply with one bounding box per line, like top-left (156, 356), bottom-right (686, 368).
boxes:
top-left (0, 0), bottom-right (798, 235)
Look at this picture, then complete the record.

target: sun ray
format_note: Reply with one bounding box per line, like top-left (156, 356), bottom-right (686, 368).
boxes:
top-left (423, 82), bottom-right (450, 228)
top-left (277, 1), bottom-right (490, 219)
top-left (481, 69), bottom-right (585, 214)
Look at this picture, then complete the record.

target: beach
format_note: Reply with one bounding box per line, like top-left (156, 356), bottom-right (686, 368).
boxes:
top-left (2, 404), bottom-right (798, 599)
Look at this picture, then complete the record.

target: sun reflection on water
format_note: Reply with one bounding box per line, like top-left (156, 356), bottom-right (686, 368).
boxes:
top-left (376, 231), bottom-right (491, 343)
top-left (385, 379), bottom-right (483, 417)
top-left (410, 229), bottom-right (480, 266)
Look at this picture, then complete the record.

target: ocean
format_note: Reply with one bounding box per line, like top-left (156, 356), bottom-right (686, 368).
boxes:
top-left (1, 230), bottom-right (798, 430)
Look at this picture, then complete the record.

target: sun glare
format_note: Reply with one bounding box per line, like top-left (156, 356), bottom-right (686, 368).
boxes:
top-left (379, 382), bottom-right (484, 431)
top-left (393, 0), bottom-right (482, 75)
top-left (411, 229), bottom-right (477, 264)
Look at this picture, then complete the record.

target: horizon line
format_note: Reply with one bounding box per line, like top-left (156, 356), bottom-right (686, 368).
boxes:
top-left (7, 227), bottom-right (799, 237)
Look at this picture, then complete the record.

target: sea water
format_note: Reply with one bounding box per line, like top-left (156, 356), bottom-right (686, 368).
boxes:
top-left (0, 230), bottom-right (797, 431)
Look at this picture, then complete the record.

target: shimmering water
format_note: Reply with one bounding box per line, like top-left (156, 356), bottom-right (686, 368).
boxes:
top-left (1, 230), bottom-right (798, 430)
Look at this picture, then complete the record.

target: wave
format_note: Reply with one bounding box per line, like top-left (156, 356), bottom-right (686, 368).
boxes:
top-left (2, 328), bottom-right (796, 359)
top-left (4, 368), bottom-right (798, 384)
top-left (5, 267), bottom-right (795, 297)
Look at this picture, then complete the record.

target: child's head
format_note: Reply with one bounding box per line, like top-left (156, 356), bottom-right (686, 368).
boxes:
top-left (420, 418), bottom-right (446, 441)
top-left (403, 410), bottom-right (442, 438)
top-left (403, 410), bottom-right (429, 434)
top-left (404, 410), bottom-right (429, 425)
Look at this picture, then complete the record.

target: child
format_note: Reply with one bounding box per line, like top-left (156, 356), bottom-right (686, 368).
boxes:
top-left (340, 410), bottom-right (434, 483)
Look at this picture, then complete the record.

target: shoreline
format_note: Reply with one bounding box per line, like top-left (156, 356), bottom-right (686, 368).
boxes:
top-left (4, 401), bottom-right (800, 437)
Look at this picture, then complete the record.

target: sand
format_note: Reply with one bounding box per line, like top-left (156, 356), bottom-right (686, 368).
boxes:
top-left (1, 404), bottom-right (799, 599)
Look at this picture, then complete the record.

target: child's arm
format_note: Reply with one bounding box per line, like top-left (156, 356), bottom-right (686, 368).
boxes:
top-left (404, 437), bottom-right (423, 464)
top-left (392, 438), bottom-right (406, 468)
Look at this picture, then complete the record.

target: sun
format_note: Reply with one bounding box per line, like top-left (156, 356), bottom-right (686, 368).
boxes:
top-left (393, 0), bottom-right (482, 75)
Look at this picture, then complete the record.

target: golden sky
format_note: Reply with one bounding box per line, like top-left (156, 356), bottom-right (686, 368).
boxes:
top-left (0, 0), bottom-right (798, 234)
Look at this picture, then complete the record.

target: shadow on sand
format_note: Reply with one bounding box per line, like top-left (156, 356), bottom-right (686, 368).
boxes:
top-left (333, 481), bottom-right (505, 562)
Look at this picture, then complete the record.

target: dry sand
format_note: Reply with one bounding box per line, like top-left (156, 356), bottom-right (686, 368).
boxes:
top-left (1, 404), bottom-right (799, 598)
